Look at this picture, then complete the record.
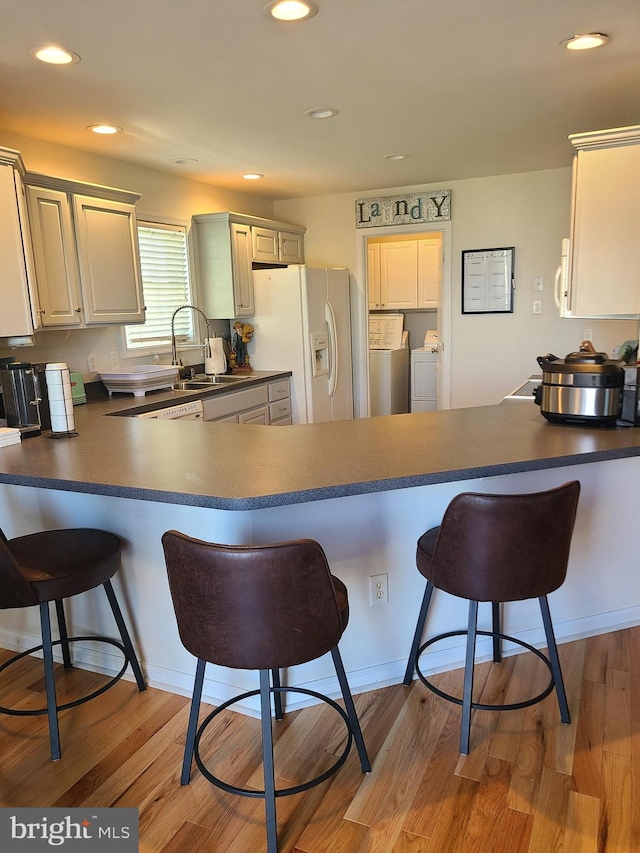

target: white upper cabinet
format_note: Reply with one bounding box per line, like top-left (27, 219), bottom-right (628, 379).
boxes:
top-left (380, 241), bottom-right (418, 309)
top-left (0, 149), bottom-right (39, 338)
top-left (230, 221), bottom-right (255, 316)
top-left (252, 226), bottom-right (304, 264)
top-left (26, 186), bottom-right (82, 326)
top-left (565, 126), bottom-right (640, 318)
top-left (367, 242), bottom-right (381, 309)
top-left (368, 236), bottom-right (442, 310)
top-left (72, 195), bottom-right (145, 324)
top-left (278, 230), bottom-right (304, 264)
top-left (25, 174), bottom-right (145, 327)
top-left (193, 212), bottom-right (305, 319)
top-left (417, 238), bottom-right (441, 308)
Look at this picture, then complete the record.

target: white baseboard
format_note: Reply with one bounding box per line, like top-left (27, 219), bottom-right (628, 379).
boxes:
top-left (3, 605), bottom-right (639, 717)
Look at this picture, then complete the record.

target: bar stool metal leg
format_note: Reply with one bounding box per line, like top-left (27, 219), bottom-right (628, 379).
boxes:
top-left (103, 579), bottom-right (147, 691)
top-left (403, 581), bottom-right (434, 686)
top-left (182, 657), bottom-right (206, 785)
top-left (55, 600), bottom-right (73, 669)
top-left (460, 600), bottom-right (479, 755)
top-left (259, 669), bottom-right (278, 853)
top-left (271, 668), bottom-right (284, 721)
top-left (491, 602), bottom-right (502, 663)
top-left (39, 603), bottom-right (61, 761)
top-left (539, 595), bottom-right (570, 724)
top-left (331, 647), bottom-right (371, 772)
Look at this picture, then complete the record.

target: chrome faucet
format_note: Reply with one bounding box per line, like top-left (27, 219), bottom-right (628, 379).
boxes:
top-left (170, 304), bottom-right (211, 367)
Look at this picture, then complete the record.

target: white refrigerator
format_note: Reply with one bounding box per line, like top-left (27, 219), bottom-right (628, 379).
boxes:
top-left (250, 266), bottom-right (354, 423)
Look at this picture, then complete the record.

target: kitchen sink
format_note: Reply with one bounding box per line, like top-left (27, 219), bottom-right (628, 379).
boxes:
top-left (173, 376), bottom-right (250, 390)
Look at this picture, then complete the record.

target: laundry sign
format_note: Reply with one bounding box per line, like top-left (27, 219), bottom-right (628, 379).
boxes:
top-left (355, 191), bottom-right (451, 228)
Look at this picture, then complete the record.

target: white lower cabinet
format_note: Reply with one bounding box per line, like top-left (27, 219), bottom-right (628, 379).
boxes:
top-left (238, 406), bottom-right (269, 425)
top-left (202, 378), bottom-right (291, 425)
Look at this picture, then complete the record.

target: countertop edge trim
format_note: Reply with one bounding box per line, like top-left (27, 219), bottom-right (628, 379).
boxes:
top-left (1, 445), bottom-right (637, 511)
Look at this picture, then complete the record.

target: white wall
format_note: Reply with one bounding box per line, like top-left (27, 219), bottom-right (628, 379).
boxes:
top-left (275, 171), bottom-right (639, 408)
top-left (0, 129), bottom-right (276, 377)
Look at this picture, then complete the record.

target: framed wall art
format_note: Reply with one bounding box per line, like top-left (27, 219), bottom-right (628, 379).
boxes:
top-left (462, 247), bottom-right (515, 314)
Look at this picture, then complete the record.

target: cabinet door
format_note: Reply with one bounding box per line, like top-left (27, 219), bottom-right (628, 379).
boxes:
top-left (417, 239), bottom-right (441, 308)
top-left (252, 226), bottom-right (279, 263)
top-left (0, 164), bottom-right (36, 337)
top-left (230, 222), bottom-right (254, 316)
top-left (72, 195), bottom-right (145, 325)
top-left (238, 405), bottom-right (269, 424)
top-left (367, 243), bottom-right (381, 309)
top-left (269, 398), bottom-right (292, 423)
top-left (570, 143), bottom-right (640, 316)
top-left (279, 230), bottom-right (304, 264)
top-left (380, 241), bottom-right (418, 309)
top-left (26, 186), bottom-right (82, 326)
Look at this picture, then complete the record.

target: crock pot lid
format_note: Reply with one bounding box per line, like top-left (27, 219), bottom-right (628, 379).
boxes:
top-left (564, 351), bottom-right (607, 364)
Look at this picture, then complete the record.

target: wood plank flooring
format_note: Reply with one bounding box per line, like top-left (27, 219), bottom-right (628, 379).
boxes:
top-left (0, 627), bottom-right (639, 852)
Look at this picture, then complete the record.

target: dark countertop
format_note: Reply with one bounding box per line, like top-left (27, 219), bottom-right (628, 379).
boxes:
top-left (92, 370), bottom-right (292, 417)
top-left (1, 392), bottom-right (640, 511)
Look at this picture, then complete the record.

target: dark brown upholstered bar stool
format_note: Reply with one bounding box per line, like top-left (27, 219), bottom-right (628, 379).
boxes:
top-left (403, 481), bottom-right (580, 754)
top-left (162, 531), bottom-right (371, 853)
top-left (0, 526), bottom-right (146, 760)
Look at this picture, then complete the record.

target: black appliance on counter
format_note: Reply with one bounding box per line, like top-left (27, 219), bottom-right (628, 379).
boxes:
top-left (0, 362), bottom-right (51, 437)
top-left (620, 365), bottom-right (640, 425)
top-left (535, 345), bottom-right (625, 426)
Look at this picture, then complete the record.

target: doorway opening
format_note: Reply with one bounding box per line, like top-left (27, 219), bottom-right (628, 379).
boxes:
top-left (355, 222), bottom-right (452, 418)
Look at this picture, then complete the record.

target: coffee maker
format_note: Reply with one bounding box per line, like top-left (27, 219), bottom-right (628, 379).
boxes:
top-left (0, 362), bottom-right (51, 437)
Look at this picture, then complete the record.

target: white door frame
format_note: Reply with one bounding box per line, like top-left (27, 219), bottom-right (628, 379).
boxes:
top-left (354, 221), bottom-right (452, 417)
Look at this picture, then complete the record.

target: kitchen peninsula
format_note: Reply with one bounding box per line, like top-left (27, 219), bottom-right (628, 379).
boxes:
top-left (1, 395), bottom-right (639, 713)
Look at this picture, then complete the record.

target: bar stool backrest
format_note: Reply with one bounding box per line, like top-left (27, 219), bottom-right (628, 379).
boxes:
top-left (427, 481), bottom-right (581, 602)
top-left (162, 532), bottom-right (346, 670)
top-left (0, 528), bottom-right (38, 609)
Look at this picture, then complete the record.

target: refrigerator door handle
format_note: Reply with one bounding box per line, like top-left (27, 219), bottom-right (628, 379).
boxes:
top-left (325, 301), bottom-right (338, 398)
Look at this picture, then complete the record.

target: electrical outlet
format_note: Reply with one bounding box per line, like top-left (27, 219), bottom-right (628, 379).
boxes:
top-left (533, 276), bottom-right (544, 291)
top-left (87, 353), bottom-right (98, 373)
top-left (110, 350), bottom-right (121, 369)
top-left (369, 573), bottom-right (388, 606)
top-left (583, 328), bottom-right (593, 341)
top-left (532, 300), bottom-right (542, 315)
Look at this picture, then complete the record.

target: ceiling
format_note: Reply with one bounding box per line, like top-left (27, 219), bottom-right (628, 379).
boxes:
top-left (1, 0), bottom-right (639, 200)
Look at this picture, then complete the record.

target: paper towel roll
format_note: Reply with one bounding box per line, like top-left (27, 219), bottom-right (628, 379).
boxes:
top-left (45, 363), bottom-right (77, 436)
top-left (205, 337), bottom-right (226, 375)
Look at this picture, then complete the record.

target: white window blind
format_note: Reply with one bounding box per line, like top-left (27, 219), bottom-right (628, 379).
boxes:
top-left (125, 222), bottom-right (194, 350)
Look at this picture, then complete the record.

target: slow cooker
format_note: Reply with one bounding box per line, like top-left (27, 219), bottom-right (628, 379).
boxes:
top-left (535, 346), bottom-right (624, 425)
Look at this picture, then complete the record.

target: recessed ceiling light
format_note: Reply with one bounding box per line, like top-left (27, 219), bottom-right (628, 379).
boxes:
top-left (264, 1), bottom-right (318, 21)
top-left (561, 33), bottom-right (610, 50)
top-left (242, 173), bottom-right (264, 180)
top-left (383, 153), bottom-right (407, 161)
top-left (87, 124), bottom-right (122, 135)
top-left (29, 45), bottom-right (80, 65)
top-left (303, 107), bottom-right (338, 119)
top-left (172, 158), bottom-right (199, 166)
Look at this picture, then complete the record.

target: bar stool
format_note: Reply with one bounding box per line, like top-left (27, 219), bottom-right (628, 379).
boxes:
top-left (162, 531), bottom-right (371, 853)
top-left (0, 526), bottom-right (147, 760)
top-left (403, 480), bottom-right (580, 754)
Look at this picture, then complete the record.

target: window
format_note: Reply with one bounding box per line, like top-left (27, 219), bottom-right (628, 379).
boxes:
top-left (124, 221), bottom-right (196, 353)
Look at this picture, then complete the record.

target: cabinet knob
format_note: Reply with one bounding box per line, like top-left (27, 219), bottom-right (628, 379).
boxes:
top-left (39, 308), bottom-right (46, 315)
top-left (75, 307), bottom-right (82, 313)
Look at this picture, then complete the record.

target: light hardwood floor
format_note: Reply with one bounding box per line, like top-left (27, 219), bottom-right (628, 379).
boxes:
top-left (0, 627), bottom-right (638, 852)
